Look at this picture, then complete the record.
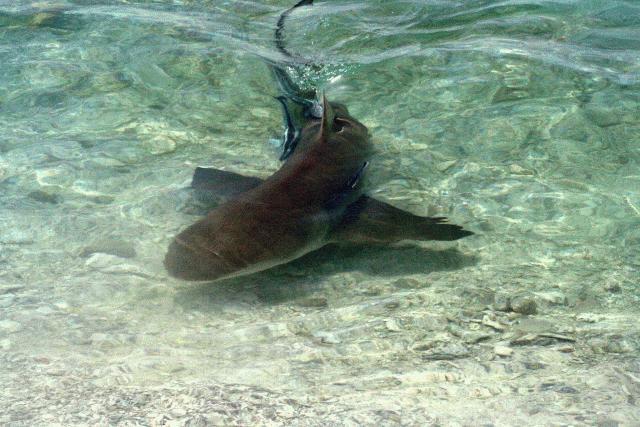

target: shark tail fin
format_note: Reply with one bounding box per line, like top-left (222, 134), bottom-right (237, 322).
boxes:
top-left (332, 196), bottom-right (474, 244)
top-left (275, 0), bottom-right (315, 63)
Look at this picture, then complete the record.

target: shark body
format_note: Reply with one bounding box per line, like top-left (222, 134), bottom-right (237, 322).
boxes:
top-left (163, 1), bottom-right (473, 282)
top-left (166, 97), bottom-right (370, 280)
top-left (164, 98), bottom-right (472, 282)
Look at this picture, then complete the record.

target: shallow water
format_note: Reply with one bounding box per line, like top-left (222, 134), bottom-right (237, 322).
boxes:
top-left (1, 0), bottom-right (639, 425)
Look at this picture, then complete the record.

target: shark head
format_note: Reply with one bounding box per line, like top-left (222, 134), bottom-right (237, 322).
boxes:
top-left (270, 94), bottom-right (373, 212)
top-left (276, 92), bottom-right (371, 162)
top-left (289, 94), bottom-right (371, 166)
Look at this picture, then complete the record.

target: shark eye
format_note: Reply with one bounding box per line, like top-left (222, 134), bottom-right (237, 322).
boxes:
top-left (333, 117), bottom-right (349, 133)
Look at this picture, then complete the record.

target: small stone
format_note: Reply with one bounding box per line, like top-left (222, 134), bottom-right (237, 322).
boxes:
top-left (0, 294), bottom-right (16, 308)
top-left (583, 105), bottom-right (622, 127)
top-left (462, 331), bottom-right (492, 344)
top-left (85, 253), bottom-right (150, 276)
top-left (492, 86), bottom-right (529, 103)
top-left (494, 344), bottom-right (513, 357)
top-left (436, 160), bottom-right (457, 172)
top-left (0, 229), bottom-right (34, 244)
top-left (384, 301), bottom-right (400, 310)
top-left (69, 181), bottom-right (115, 204)
top-left (539, 333), bottom-right (575, 342)
top-left (0, 319), bottom-right (22, 333)
top-left (511, 332), bottom-right (574, 346)
top-left (89, 194), bottom-right (116, 204)
top-left (28, 190), bottom-right (60, 204)
top-left (151, 414), bottom-right (171, 425)
top-left (361, 286), bottom-right (383, 296)
top-left (482, 316), bottom-right (506, 331)
top-left (30, 12), bottom-right (57, 27)
top-left (80, 238), bottom-right (137, 259)
top-left (204, 414), bottom-right (225, 425)
top-left (604, 281), bottom-right (622, 293)
top-left (186, 415), bottom-right (211, 427)
top-left (534, 291), bottom-right (568, 306)
top-left (411, 339), bottom-right (435, 351)
top-left (471, 387), bottom-right (494, 398)
top-left (421, 342), bottom-right (470, 360)
top-left (510, 333), bottom-right (539, 346)
top-left (524, 361), bottom-right (547, 370)
top-left (296, 297), bottom-right (328, 308)
top-left (463, 162), bottom-right (481, 173)
top-left (596, 417), bottom-right (621, 427)
top-left (145, 135), bottom-right (177, 155)
top-left (314, 331), bottom-right (340, 344)
top-left (54, 301), bottom-right (70, 310)
top-left (511, 296), bottom-right (537, 315)
top-left (576, 313), bottom-right (599, 323)
top-left (493, 292), bottom-right (511, 312)
top-left (509, 164), bottom-right (533, 175)
top-left (0, 285), bottom-right (24, 295)
top-left (36, 306), bottom-right (55, 315)
top-left (250, 108), bottom-right (271, 118)
top-left (459, 287), bottom-right (495, 307)
top-left (90, 332), bottom-right (108, 343)
top-left (592, 336), bottom-right (634, 354)
top-left (513, 317), bottom-right (554, 334)
top-left (392, 278), bottom-right (427, 289)
top-left (385, 319), bottom-right (402, 332)
top-left (86, 156), bottom-right (126, 168)
top-left (171, 408), bottom-right (187, 417)
top-left (557, 385), bottom-right (578, 394)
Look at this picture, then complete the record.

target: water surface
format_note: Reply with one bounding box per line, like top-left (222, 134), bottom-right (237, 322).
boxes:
top-left (1, 1), bottom-right (639, 425)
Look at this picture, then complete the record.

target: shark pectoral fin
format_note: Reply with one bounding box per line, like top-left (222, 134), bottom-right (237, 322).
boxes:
top-left (191, 167), bottom-right (263, 203)
top-left (331, 196), bottom-right (474, 244)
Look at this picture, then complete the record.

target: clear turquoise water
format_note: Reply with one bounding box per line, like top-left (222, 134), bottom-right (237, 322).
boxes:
top-left (1, 1), bottom-right (639, 425)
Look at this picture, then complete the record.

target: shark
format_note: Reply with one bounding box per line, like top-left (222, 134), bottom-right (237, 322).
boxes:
top-left (163, 1), bottom-right (473, 281)
top-left (164, 96), bottom-right (473, 281)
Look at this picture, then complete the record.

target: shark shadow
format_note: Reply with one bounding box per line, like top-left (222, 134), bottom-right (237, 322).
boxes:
top-left (173, 243), bottom-right (477, 309)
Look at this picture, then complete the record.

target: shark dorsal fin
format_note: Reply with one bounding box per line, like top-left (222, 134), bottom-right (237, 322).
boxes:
top-left (319, 94), bottom-right (335, 142)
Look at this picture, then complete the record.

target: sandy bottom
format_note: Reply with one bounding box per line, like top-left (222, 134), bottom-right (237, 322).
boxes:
top-left (1, 178), bottom-right (638, 426)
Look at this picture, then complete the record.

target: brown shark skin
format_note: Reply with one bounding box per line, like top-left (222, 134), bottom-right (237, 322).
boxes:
top-left (191, 170), bottom-right (473, 246)
top-left (165, 97), bottom-right (373, 281)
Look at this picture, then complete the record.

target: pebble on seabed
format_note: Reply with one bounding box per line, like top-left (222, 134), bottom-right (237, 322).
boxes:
top-left (80, 238), bottom-right (137, 259)
top-left (494, 344), bottom-right (514, 357)
top-left (0, 320), bottom-right (22, 333)
top-left (510, 296), bottom-right (538, 315)
top-left (0, 294), bottom-right (16, 308)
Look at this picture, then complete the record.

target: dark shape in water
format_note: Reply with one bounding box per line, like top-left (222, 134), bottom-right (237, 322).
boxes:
top-left (275, 0), bottom-right (315, 66)
top-left (164, 97), bottom-right (473, 281)
top-left (269, 0), bottom-right (324, 160)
